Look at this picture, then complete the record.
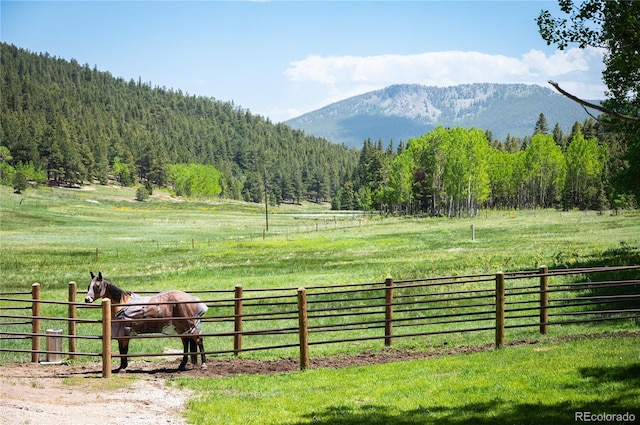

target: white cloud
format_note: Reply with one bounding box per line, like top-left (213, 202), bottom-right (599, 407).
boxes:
top-left (285, 51), bottom-right (528, 86)
top-left (522, 47), bottom-right (604, 77)
top-left (283, 47), bottom-right (607, 117)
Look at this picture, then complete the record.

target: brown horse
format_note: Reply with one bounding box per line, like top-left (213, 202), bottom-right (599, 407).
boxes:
top-left (85, 272), bottom-right (207, 372)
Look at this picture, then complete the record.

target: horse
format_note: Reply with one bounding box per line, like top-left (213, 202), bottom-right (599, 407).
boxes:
top-left (85, 272), bottom-right (207, 372)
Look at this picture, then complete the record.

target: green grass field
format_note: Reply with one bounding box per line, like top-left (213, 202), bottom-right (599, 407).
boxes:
top-left (2, 184), bottom-right (638, 293)
top-left (1, 184), bottom-right (639, 358)
top-left (174, 335), bottom-right (639, 425)
top-left (1, 184), bottom-right (639, 423)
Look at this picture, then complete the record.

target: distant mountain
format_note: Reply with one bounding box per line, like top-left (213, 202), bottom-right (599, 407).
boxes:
top-left (285, 83), bottom-right (601, 148)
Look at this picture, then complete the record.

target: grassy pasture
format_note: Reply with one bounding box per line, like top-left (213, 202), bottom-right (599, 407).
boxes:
top-left (1, 184), bottom-right (639, 364)
top-left (174, 335), bottom-right (640, 425)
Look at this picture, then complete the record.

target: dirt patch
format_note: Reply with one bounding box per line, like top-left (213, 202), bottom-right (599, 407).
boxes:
top-left (1, 332), bottom-right (637, 424)
top-left (0, 365), bottom-right (192, 425)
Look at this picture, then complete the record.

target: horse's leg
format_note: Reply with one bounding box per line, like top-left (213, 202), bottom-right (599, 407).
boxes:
top-left (179, 337), bottom-right (189, 371)
top-left (197, 336), bottom-right (207, 369)
top-left (189, 338), bottom-right (197, 365)
top-left (117, 339), bottom-right (129, 372)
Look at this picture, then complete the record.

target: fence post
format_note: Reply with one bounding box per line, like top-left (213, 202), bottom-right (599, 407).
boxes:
top-left (384, 276), bottom-right (394, 346)
top-left (31, 283), bottom-right (41, 362)
top-left (68, 281), bottom-right (77, 360)
top-left (101, 298), bottom-right (112, 378)
top-left (539, 265), bottom-right (549, 335)
top-left (234, 284), bottom-right (243, 356)
top-left (495, 272), bottom-right (505, 349)
top-left (297, 287), bottom-right (310, 370)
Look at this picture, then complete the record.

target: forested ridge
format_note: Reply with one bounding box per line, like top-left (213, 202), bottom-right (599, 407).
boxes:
top-left (0, 42), bottom-right (635, 215)
top-left (0, 43), bottom-right (358, 204)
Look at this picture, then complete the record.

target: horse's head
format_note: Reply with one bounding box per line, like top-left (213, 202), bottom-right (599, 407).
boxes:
top-left (85, 271), bottom-right (107, 303)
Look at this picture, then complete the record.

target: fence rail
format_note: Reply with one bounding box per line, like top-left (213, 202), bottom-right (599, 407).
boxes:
top-left (1, 265), bottom-right (638, 377)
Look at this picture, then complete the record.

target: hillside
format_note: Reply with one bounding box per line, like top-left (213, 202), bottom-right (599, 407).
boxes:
top-left (0, 43), bottom-right (358, 203)
top-left (285, 83), bottom-right (600, 148)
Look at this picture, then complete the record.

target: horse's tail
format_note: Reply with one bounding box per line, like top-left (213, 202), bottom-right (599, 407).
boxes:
top-left (180, 297), bottom-right (207, 335)
top-left (196, 300), bottom-right (208, 316)
top-left (192, 301), bottom-right (207, 334)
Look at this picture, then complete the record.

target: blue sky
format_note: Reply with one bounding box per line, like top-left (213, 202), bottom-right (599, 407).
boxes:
top-left (1, 1), bottom-right (605, 122)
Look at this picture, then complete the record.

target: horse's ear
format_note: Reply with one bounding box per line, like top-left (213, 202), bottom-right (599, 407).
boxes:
top-left (98, 272), bottom-right (103, 281)
top-left (90, 272), bottom-right (95, 279)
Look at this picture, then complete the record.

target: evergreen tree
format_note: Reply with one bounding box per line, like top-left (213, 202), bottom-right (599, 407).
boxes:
top-left (582, 118), bottom-right (598, 139)
top-left (13, 170), bottom-right (27, 194)
top-left (533, 113), bottom-right (549, 135)
top-left (505, 134), bottom-right (522, 153)
top-left (552, 122), bottom-right (565, 151)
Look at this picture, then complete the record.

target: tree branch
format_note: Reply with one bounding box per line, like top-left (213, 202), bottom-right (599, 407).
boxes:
top-left (547, 80), bottom-right (640, 123)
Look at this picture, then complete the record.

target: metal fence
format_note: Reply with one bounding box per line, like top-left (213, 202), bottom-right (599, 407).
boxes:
top-left (1, 265), bottom-right (638, 377)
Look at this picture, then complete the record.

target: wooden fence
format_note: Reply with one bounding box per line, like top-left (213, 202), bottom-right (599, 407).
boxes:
top-left (1, 265), bottom-right (638, 378)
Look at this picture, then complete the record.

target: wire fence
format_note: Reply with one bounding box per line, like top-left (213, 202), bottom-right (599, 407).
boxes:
top-left (1, 265), bottom-right (638, 377)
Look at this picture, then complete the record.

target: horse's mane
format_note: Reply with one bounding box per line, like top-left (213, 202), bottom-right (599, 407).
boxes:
top-left (103, 280), bottom-right (132, 304)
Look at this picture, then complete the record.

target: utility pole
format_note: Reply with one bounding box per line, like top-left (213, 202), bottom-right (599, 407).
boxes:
top-left (264, 172), bottom-right (269, 232)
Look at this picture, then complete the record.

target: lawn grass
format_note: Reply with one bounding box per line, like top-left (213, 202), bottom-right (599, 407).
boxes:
top-left (173, 334), bottom-right (640, 425)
